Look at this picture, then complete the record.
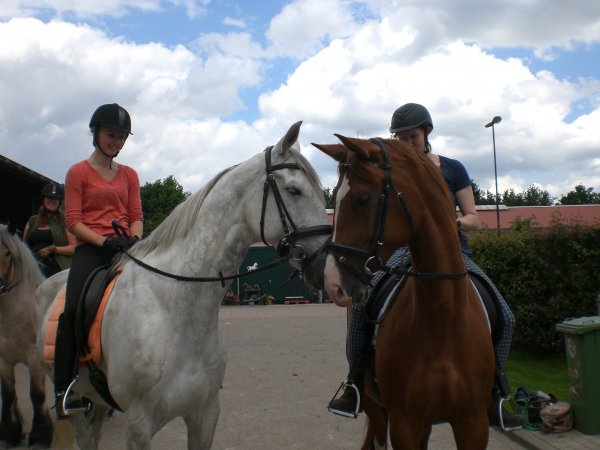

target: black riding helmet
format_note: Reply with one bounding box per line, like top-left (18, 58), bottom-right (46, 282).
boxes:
top-left (89, 103), bottom-right (132, 135)
top-left (390, 103), bottom-right (434, 153)
top-left (41, 182), bottom-right (64, 199)
top-left (389, 103), bottom-right (433, 134)
top-left (89, 103), bottom-right (132, 166)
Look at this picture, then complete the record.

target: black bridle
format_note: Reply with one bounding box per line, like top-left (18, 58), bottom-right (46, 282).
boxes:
top-left (327, 138), bottom-right (467, 283)
top-left (261, 146), bottom-right (332, 267)
top-left (125, 146), bottom-right (332, 284)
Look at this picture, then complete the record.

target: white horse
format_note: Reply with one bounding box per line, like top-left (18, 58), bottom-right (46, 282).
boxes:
top-left (0, 223), bottom-right (53, 448)
top-left (36, 121), bottom-right (331, 449)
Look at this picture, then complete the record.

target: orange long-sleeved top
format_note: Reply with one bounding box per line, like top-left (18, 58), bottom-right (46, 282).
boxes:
top-left (65, 160), bottom-right (143, 246)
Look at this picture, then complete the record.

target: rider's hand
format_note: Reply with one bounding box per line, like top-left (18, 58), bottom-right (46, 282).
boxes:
top-left (102, 236), bottom-right (129, 253)
top-left (127, 236), bottom-right (140, 249)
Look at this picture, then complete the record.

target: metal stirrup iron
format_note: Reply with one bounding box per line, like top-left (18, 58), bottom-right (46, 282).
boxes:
top-left (498, 395), bottom-right (523, 431)
top-left (61, 376), bottom-right (92, 416)
top-left (327, 380), bottom-right (361, 419)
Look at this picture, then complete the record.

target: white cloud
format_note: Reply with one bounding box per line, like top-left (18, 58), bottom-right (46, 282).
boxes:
top-left (1, 0), bottom-right (600, 201)
top-left (264, 0), bottom-right (360, 59)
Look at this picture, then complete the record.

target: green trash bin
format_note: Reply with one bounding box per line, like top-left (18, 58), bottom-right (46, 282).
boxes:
top-left (556, 316), bottom-right (600, 435)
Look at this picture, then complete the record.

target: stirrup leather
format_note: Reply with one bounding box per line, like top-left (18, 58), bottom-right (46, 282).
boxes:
top-left (497, 395), bottom-right (523, 431)
top-left (59, 376), bottom-right (92, 417)
top-left (327, 381), bottom-right (361, 419)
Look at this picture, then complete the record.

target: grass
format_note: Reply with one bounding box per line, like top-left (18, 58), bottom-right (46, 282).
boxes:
top-left (504, 349), bottom-right (571, 402)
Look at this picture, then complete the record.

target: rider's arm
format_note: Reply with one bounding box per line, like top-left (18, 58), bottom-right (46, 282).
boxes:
top-left (455, 185), bottom-right (480, 231)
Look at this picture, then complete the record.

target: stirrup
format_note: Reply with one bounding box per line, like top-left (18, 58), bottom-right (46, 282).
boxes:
top-left (327, 381), bottom-right (361, 419)
top-left (497, 395), bottom-right (523, 431)
top-left (58, 376), bottom-right (92, 417)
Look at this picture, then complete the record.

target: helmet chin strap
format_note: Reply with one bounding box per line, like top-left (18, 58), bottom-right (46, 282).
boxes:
top-left (95, 131), bottom-right (120, 169)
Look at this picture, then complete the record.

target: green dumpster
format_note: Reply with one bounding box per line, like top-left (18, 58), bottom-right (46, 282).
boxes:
top-left (555, 316), bottom-right (600, 435)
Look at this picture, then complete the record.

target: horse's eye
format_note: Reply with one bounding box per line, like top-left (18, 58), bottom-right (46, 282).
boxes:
top-left (287, 186), bottom-right (302, 196)
top-left (357, 193), bottom-right (370, 206)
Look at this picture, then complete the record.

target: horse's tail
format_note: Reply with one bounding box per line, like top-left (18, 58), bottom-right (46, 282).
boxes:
top-left (51, 419), bottom-right (76, 449)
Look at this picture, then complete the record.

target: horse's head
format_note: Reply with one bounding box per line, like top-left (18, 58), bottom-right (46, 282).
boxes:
top-left (0, 222), bottom-right (45, 296)
top-left (249, 121), bottom-right (332, 290)
top-left (313, 135), bottom-right (455, 303)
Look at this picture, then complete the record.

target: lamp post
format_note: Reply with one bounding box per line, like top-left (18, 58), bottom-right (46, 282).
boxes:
top-left (485, 116), bottom-right (502, 235)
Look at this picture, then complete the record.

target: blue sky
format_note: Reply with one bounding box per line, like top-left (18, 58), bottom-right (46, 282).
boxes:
top-left (1, 0), bottom-right (599, 200)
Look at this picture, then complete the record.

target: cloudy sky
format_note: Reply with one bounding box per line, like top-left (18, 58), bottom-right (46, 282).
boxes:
top-left (1, 0), bottom-right (599, 200)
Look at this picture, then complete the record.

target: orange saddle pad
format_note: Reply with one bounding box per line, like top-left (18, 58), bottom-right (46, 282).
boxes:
top-left (43, 274), bottom-right (120, 367)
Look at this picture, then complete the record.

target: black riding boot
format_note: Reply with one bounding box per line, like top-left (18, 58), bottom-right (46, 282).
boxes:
top-left (54, 313), bottom-right (90, 419)
top-left (488, 387), bottom-right (525, 430)
top-left (328, 359), bottom-right (366, 418)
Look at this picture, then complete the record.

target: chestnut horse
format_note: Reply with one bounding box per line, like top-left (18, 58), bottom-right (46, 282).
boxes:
top-left (314, 135), bottom-right (494, 449)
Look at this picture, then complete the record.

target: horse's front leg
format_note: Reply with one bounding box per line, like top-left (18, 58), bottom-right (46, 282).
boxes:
top-left (72, 403), bottom-right (110, 450)
top-left (26, 353), bottom-right (53, 449)
top-left (0, 364), bottom-right (22, 447)
top-left (184, 390), bottom-right (221, 450)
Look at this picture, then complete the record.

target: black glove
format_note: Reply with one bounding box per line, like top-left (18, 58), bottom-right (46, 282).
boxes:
top-left (102, 236), bottom-right (130, 253)
top-left (126, 235), bottom-right (140, 249)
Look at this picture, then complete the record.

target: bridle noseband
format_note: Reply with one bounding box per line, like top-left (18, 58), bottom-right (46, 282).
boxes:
top-left (327, 138), bottom-right (467, 283)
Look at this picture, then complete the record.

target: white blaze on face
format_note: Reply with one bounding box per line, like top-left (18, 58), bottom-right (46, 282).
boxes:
top-left (324, 173), bottom-right (352, 306)
top-left (333, 174), bottom-right (350, 241)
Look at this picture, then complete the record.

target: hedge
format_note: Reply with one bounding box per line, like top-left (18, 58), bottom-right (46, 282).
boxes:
top-left (468, 218), bottom-right (600, 354)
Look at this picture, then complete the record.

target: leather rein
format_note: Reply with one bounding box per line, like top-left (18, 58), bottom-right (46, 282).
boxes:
top-left (124, 146), bottom-right (332, 285)
top-left (327, 138), bottom-right (467, 283)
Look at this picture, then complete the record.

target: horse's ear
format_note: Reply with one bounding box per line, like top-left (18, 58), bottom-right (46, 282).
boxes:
top-left (279, 121), bottom-right (303, 155)
top-left (7, 221), bottom-right (17, 235)
top-left (311, 143), bottom-right (347, 162)
top-left (333, 134), bottom-right (371, 160)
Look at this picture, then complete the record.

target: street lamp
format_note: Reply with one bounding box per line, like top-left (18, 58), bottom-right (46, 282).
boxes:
top-left (485, 115), bottom-right (502, 234)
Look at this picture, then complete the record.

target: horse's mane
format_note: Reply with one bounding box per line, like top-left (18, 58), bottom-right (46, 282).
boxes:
top-left (0, 224), bottom-right (46, 290)
top-left (384, 139), bottom-right (456, 221)
top-left (130, 166), bottom-right (235, 258)
top-left (129, 146), bottom-right (323, 260)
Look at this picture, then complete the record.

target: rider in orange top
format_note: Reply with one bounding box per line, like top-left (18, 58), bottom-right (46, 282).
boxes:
top-left (54, 103), bottom-right (143, 418)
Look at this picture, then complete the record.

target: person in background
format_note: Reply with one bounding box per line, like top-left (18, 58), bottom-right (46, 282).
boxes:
top-left (23, 182), bottom-right (75, 277)
top-left (53, 103), bottom-right (143, 418)
top-left (327, 103), bottom-right (524, 429)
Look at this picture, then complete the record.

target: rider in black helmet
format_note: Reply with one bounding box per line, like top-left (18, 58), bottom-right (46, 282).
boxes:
top-left (23, 183), bottom-right (74, 277)
top-left (327, 103), bottom-right (524, 430)
top-left (53, 103), bottom-right (142, 419)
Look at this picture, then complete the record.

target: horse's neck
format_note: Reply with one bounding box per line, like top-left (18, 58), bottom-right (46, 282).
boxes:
top-left (409, 213), bottom-right (465, 276)
top-left (168, 164), bottom-right (260, 278)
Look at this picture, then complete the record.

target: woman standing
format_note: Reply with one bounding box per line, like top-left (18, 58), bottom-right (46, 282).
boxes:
top-left (54, 103), bottom-right (143, 418)
top-left (23, 183), bottom-right (74, 277)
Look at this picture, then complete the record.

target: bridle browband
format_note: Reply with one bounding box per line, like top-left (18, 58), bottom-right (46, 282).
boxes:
top-left (124, 146), bottom-right (332, 285)
top-left (327, 137), bottom-right (467, 283)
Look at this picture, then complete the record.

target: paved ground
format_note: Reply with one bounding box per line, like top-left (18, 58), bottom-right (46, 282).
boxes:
top-left (9, 303), bottom-right (597, 449)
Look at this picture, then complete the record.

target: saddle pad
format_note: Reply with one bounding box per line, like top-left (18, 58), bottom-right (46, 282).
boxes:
top-left (43, 274), bottom-right (120, 367)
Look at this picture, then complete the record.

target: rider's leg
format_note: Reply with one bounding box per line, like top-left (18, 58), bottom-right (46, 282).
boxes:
top-left (328, 303), bottom-right (372, 417)
top-left (463, 254), bottom-right (524, 429)
top-left (54, 244), bottom-right (113, 418)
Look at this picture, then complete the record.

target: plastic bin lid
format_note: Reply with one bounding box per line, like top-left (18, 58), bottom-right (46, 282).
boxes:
top-left (556, 316), bottom-right (600, 334)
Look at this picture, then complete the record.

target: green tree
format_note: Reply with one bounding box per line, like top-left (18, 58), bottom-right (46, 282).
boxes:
top-left (472, 181), bottom-right (497, 205)
top-left (502, 185), bottom-right (554, 206)
top-left (559, 184), bottom-right (600, 205)
top-left (323, 187), bottom-right (334, 209)
top-left (522, 185), bottom-right (554, 206)
top-left (140, 175), bottom-right (190, 236)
